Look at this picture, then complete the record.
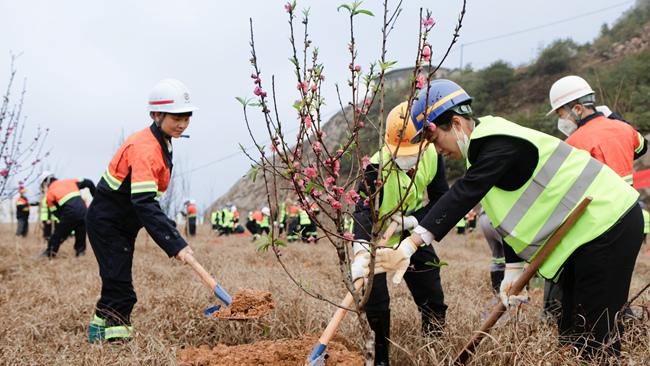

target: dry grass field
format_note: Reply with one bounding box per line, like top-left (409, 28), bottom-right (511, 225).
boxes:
top-left (1, 224), bottom-right (649, 365)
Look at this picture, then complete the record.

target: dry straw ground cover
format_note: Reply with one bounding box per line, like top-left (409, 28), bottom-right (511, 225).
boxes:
top-left (1, 225), bottom-right (649, 365)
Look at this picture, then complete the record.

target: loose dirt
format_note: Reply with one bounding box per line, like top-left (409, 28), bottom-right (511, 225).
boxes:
top-left (212, 289), bottom-right (275, 319)
top-left (177, 336), bottom-right (363, 365)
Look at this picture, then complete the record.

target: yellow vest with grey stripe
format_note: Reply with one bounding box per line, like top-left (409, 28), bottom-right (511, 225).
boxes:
top-left (469, 116), bottom-right (639, 280)
top-left (370, 144), bottom-right (438, 244)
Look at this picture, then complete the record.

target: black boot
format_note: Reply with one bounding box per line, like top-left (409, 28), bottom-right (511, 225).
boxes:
top-left (367, 310), bottom-right (390, 366)
top-left (490, 270), bottom-right (504, 293)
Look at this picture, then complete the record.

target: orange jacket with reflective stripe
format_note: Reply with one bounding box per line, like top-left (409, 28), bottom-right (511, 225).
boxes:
top-left (251, 211), bottom-right (263, 222)
top-left (102, 126), bottom-right (171, 195)
top-left (566, 114), bottom-right (644, 184)
top-left (186, 204), bottom-right (197, 217)
top-left (47, 179), bottom-right (81, 209)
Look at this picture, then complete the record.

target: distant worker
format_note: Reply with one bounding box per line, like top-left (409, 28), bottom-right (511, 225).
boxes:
top-left (40, 194), bottom-right (55, 240)
top-left (40, 172), bottom-right (95, 258)
top-left (220, 205), bottom-right (234, 235)
top-left (465, 209), bottom-right (477, 232)
top-left (210, 209), bottom-right (220, 231)
top-left (246, 210), bottom-right (262, 241)
top-left (183, 199), bottom-right (198, 237)
top-left (86, 79), bottom-right (230, 343)
top-left (15, 187), bottom-right (33, 237)
top-left (455, 216), bottom-right (466, 235)
top-left (260, 206), bottom-right (271, 235)
top-left (299, 201), bottom-right (319, 243)
top-left (286, 201), bottom-right (301, 242)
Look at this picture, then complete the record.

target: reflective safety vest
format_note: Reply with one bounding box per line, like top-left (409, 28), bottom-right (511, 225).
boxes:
top-left (40, 196), bottom-right (59, 223)
top-left (643, 209), bottom-right (650, 235)
top-left (470, 116), bottom-right (639, 279)
top-left (343, 216), bottom-right (354, 233)
top-left (221, 209), bottom-right (234, 228)
top-left (370, 144), bottom-right (438, 244)
top-left (210, 211), bottom-right (218, 225)
top-left (299, 209), bottom-right (311, 226)
top-left (260, 214), bottom-right (270, 228)
top-left (47, 179), bottom-right (81, 211)
top-left (456, 218), bottom-right (466, 228)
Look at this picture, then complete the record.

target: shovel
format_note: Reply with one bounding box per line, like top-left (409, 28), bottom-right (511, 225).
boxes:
top-left (454, 196), bottom-right (592, 365)
top-left (182, 252), bottom-right (233, 316)
top-left (306, 222), bottom-right (399, 366)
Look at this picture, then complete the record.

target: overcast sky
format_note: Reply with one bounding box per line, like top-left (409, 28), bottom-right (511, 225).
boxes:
top-left (0, 0), bottom-right (635, 212)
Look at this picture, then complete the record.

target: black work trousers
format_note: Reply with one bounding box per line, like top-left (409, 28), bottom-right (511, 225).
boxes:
top-left (557, 203), bottom-right (643, 358)
top-left (16, 217), bottom-right (28, 237)
top-left (47, 216), bottom-right (86, 255)
top-left (365, 244), bottom-right (447, 365)
top-left (187, 217), bottom-right (196, 236)
top-left (87, 219), bottom-right (138, 326)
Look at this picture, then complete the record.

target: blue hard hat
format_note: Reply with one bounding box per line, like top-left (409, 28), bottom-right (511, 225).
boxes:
top-left (410, 79), bottom-right (472, 143)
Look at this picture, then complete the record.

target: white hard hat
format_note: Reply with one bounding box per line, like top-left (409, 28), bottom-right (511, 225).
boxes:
top-left (39, 170), bottom-right (54, 183)
top-left (230, 205), bottom-right (237, 211)
top-left (547, 75), bottom-right (595, 116)
top-left (261, 207), bottom-right (270, 216)
top-left (148, 78), bottom-right (199, 114)
top-left (595, 105), bottom-right (612, 117)
top-left (189, 199), bottom-right (196, 204)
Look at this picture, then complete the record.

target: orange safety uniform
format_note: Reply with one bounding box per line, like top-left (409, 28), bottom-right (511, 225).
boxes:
top-left (86, 123), bottom-right (187, 327)
top-left (186, 203), bottom-right (198, 218)
top-left (566, 113), bottom-right (647, 185)
top-left (42, 177), bottom-right (96, 257)
top-left (251, 211), bottom-right (263, 222)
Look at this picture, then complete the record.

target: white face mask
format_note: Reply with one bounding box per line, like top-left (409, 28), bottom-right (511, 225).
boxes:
top-left (394, 155), bottom-right (419, 171)
top-left (452, 125), bottom-right (470, 160)
top-left (557, 117), bottom-right (577, 136)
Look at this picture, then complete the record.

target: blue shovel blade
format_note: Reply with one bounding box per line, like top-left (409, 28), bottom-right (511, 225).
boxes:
top-left (306, 343), bottom-right (327, 366)
top-left (203, 304), bottom-right (221, 317)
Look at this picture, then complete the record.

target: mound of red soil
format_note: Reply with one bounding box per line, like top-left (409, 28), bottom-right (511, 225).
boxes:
top-left (178, 336), bottom-right (362, 366)
top-left (213, 289), bottom-right (275, 319)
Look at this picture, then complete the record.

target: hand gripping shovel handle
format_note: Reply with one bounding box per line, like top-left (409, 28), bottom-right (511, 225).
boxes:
top-left (307, 222), bottom-right (399, 365)
top-left (454, 196), bottom-right (592, 365)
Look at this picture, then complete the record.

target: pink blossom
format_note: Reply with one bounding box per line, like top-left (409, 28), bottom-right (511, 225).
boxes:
top-left (332, 159), bottom-right (341, 176)
top-left (344, 190), bottom-right (360, 205)
top-left (361, 155), bottom-right (371, 169)
top-left (319, 74), bottom-right (325, 81)
top-left (343, 232), bottom-right (354, 241)
top-left (354, 65), bottom-right (361, 72)
top-left (311, 189), bottom-right (323, 198)
top-left (254, 86), bottom-right (267, 97)
top-left (284, 2), bottom-right (293, 12)
top-left (331, 200), bottom-right (342, 210)
top-left (271, 143), bottom-right (278, 153)
top-left (422, 17), bottom-right (435, 28)
top-left (325, 176), bottom-right (336, 188)
top-left (312, 141), bottom-right (322, 153)
top-left (421, 44), bottom-right (432, 62)
top-left (250, 73), bottom-right (257, 79)
top-left (297, 81), bottom-right (309, 93)
top-left (416, 73), bottom-right (427, 89)
top-left (363, 198), bottom-right (370, 207)
top-left (311, 83), bottom-right (318, 92)
top-left (357, 121), bottom-right (365, 128)
top-left (303, 166), bottom-right (318, 179)
top-left (364, 97), bottom-right (372, 106)
top-left (318, 130), bottom-right (327, 139)
top-left (304, 115), bottom-right (313, 129)
top-left (0, 169), bottom-right (8, 178)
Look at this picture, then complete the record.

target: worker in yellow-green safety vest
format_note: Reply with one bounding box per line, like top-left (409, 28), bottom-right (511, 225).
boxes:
top-left (299, 201), bottom-right (319, 243)
top-left (259, 207), bottom-right (271, 235)
top-left (210, 210), bottom-right (220, 232)
top-left (350, 101), bottom-right (450, 365)
top-left (372, 79), bottom-right (642, 360)
top-left (220, 205), bottom-right (234, 236)
top-left (40, 195), bottom-right (58, 240)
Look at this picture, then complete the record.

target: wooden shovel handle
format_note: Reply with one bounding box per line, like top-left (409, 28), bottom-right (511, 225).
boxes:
top-left (184, 253), bottom-right (217, 291)
top-left (317, 221), bottom-right (399, 345)
top-left (454, 197), bottom-right (592, 365)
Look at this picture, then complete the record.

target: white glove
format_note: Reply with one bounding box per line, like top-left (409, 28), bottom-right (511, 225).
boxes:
top-left (175, 245), bottom-right (195, 263)
top-left (376, 237), bottom-right (418, 284)
top-left (499, 262), bottom-right (529, 307)
top-left (390, 214), bottom-right (418, 233)
top-left (350, 252), bottom-right (385, 281)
